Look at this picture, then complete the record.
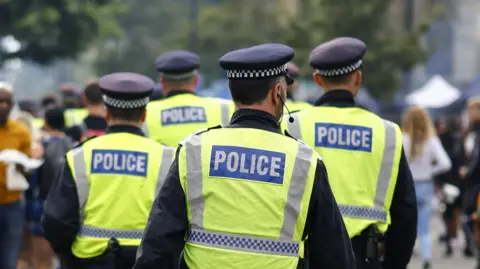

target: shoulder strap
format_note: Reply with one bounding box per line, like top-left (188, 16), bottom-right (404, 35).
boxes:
top-left (178, 125), bottom-right (222, 146)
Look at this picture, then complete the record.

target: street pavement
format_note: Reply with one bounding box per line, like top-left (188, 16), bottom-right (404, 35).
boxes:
top-left (408, 212), bottom-right (476, 269)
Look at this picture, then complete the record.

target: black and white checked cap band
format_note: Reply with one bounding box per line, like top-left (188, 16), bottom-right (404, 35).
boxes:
top-left (160, 70), bottom-right (198, 81)
top-left (226, 64), bottom-right (288, 79)
top-left (103, 95), bottom-right (150, 109)
top-left (317, 60), bottom-right (362, 77)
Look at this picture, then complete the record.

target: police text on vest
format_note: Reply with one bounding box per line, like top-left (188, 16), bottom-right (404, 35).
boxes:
top-left (315, 123), bottom-right (372, 152)
top-left (91, 149), bottom-right (149, 177)
top-left (161, 106), bottom-right (207, 125)
top-left (209, 146), bottom-right (286, 184)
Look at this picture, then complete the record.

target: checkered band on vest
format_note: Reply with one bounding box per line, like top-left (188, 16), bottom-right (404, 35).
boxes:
top-left (316, 60), bottom-right (363, 77)
top-left (103, 95), bottom-right (149, 109)
top-left (188, 229), bottom-right (299, 255)
top-left (226, 64), bottom-right (288, 79)
top-left (338, 204), bottom-right (387, 222)
top-left (160, 70), bottom-right (198, 81)
top-left (79, 226), bottom-right (143, 239)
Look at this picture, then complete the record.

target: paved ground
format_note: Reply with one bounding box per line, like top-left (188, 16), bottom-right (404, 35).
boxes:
top-left (408, 213), bottom-right (476, 269)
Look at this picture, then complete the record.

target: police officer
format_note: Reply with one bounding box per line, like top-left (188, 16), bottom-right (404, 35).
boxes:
top-left (144, 50), bottom-right (235, 147)
top-left (284, 37), bottom-right (417, 269)
top-left (60, 84), bottom-right (88, 127)
top-left (285, 62), bottom-right (313, 112)
top-left (134, 44), bottom-right (355, 269)
top-left (42, 72), bottom-right (176, 269)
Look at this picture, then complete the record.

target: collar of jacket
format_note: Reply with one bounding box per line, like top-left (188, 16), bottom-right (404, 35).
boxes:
top-left (315, 89), bottom-right (356, 108)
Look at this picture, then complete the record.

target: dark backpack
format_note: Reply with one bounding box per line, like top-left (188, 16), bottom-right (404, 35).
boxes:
top-left (38, 136), bottom-right (76, 199)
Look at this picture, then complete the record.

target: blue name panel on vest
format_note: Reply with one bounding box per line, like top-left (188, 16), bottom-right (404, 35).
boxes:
top-left (161, 106), bottom-right (207, 125)
top-left (209, 146), bottom-right (286, 184)
top-left (91, 149), bottom-right (149, 177)
top-left (315, 123), bottom-right (373, 152)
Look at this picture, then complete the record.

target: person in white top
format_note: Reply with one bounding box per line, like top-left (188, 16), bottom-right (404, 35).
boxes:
top-left (402, 106), bottom-right (451, 269)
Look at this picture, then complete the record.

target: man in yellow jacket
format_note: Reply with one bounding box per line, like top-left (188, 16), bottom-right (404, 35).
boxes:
top-left (144, 50), bottom-right (235, 147)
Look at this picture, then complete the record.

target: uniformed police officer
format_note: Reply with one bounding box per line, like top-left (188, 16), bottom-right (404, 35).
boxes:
top-left (144, 50), bottom-right (235, 147)
top-left (42, 72), bottom-right (176, 269)
top-left (134, 44), bottom-right (355, 269)
top-left (60, 84), bottom-right (88, 127)
top-left (285, 62), bottom-right (313, 113)
top-left (284, 37), bottom-right (417, 269)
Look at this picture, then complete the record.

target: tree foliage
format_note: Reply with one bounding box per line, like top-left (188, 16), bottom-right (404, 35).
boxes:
top-left (0, 0), bottom-right (121, 64)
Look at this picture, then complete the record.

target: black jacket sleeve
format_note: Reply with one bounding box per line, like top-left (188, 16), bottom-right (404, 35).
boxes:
top-left (42, 160), bottom-right (80, 255)
top-left (307, 160), bottom-right (356, 269)
top-left (134, 148), bottom-right (188, 269)
top-left (382, 149), bottom-right (417, 269)
top-left (466, 133), bottom-right (480, 185)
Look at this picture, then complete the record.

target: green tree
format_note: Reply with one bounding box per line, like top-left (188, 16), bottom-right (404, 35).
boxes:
top-left (287, 0), bottom-right (434, 99)
top-left (93, 0), bottom-right (189, 78)
top-left (0, 0), bottom-right (120, 64)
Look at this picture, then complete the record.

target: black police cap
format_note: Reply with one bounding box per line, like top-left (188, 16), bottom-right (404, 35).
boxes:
top-left (309, 37), bottom-right (367, 77)
top-left (99, 72), bottom-right (155, 109)
top-left (155, 50), bottom-right (200, 80)
top-left (219, 43), bottom-right (295, 85)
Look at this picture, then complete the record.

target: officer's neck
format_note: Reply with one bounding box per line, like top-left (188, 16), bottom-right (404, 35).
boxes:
top-left (87, 105), bottom-right (106, 118)
top-left (236, 103), bottom-right (276, 118)
top-left (108, 120), bottom-right (142, 129)
top-left (323, 86), bottom-right (358, 97)
top-left (162, 86), bottom-right (195, 97)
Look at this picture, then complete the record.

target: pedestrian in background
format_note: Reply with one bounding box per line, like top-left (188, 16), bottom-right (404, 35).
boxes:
top-left (0, 82), bottom-right (34, 269)
top-left (402, 106), bottom-right (452, 269)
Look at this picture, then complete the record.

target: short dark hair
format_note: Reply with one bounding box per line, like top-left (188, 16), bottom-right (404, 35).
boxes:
top-left (45, 107), bottom-right (65, 130)
top-left (107, 106), bottom-right (145, 122)
top-left (229, 77), bottom-right (281, 105)
top-left (84, 81), bottom-right (103, 105)
top-left (41, 94), bottom-right (59, 109)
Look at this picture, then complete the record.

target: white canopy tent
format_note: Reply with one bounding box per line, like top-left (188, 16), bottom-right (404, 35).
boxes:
top-left (406, 75), bottom-right (461, 108)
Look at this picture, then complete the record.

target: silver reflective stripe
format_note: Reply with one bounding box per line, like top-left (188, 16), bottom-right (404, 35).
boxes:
top-left (220, 103), bottom-right (231, 126)
top-left (280, 142), bottom-right (314, 239)
top-left (72, 147), bottom-right (89, 220)
top-left (79, 225), bottom-right (143, 239)
top-left (374, 120), bottom-right (398, 208)
top-left (188, 228), bottom-right (299, 257)
top-left (339, 120), bottom-right (398, 223)
top-left (141, 122), bottom-right (150, 137)
top-left (287, 114), bottom-right (302, 140)
top-left (338, 204), bottom-right (387, 222)
top-left (156, 147), bottom-right (175, 196)
top-left (185, 135), bottom-right (204, 229)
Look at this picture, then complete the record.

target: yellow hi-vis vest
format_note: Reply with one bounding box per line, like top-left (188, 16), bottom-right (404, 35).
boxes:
top-left (285, 99), bottom-right (313, 113)
top-left (64, 108), bottom-right (88, 128)
top-left (33, 118), bottom-right (44, 129)
top-left (178, 127), bottom-right (318, 269)
top-left (143, 94), bottom-right (235, 147)
top-left (284, 107), bottom-right (402, 238)
top-left (67, 132), bottom-right (175, 258)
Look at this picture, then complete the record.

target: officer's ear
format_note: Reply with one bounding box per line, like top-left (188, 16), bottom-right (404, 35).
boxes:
top-left (140, 110), bottom-right (147, 122)
top-left (160, 77), bottom-right (166, 90)
top-left (192, 75), bottom-right (199, 88)
top-left (105, 110), bottom-right (110, 121)
top-left (272, 80), bottom-right (282, 106)
top-left (354, 70), bottom-right (362, 86)
top-left (313, 72), bottom-right (324, 87)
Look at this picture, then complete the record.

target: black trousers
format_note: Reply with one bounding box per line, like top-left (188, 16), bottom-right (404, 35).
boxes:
top-left (60, 246), bottom-right (137, 269)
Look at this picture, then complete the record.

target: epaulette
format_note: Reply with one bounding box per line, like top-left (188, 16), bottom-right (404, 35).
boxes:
top-left (178, 125), bottom-right (222, 146)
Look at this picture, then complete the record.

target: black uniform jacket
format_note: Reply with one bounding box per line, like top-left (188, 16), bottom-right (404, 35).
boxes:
top-left (42, 125), bottom-right (146, 268)
top-left (133, 109), bottom-right (356, 269)
top-left (315, 90), bottom-right (418, 269)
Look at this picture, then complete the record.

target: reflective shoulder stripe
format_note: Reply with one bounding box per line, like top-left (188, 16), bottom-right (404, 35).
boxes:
top-left (187, 228), bottom-right (299, 257)
top-left (287, 114), bottom-right (302, 140)
top-left (374, 120), bottom-right (398, 208)
top-left (339, 119), bottom-right (399, 223)
top-left (141, 122), bottom-right (150, 137)
top-left (184, 134), bottom-right (204, 229)
top-left (220, 102), bottom-right (231, 126)
top-left (79, 225), bottom-right (143, 239)
top-left (338, 204), bottom-right (387, 222)
top-left (71, 147), bottom-right (89, 218)
top-left (280, 142), bottom-right (314, 239)
top-left (156, 147), bottom-right (175, 197)
top-left (179, 128), bottom-right (208, 146)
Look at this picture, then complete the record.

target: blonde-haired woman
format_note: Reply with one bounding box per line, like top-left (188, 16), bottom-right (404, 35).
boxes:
top-left (402, 106), bottom-right (451, 269)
